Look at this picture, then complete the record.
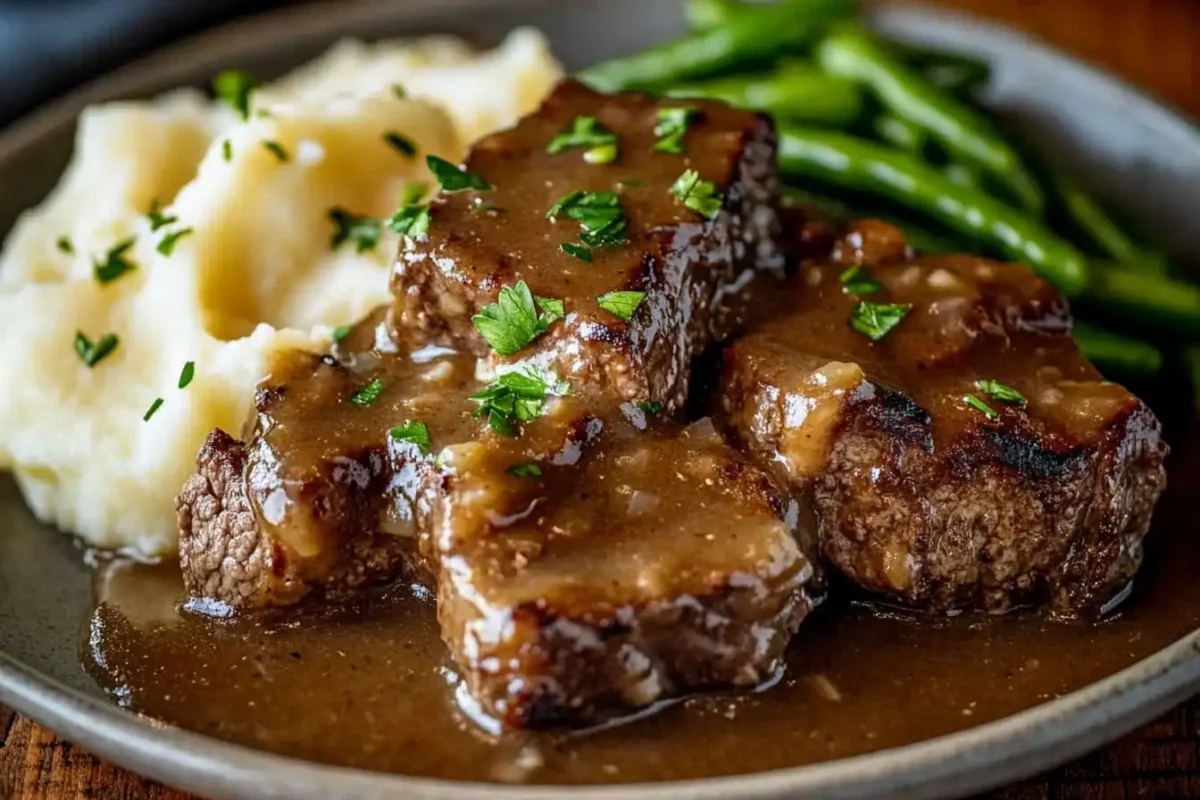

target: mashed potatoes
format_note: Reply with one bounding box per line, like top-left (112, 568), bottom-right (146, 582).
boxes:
top-left (0, 30), bottom-right (561, 554)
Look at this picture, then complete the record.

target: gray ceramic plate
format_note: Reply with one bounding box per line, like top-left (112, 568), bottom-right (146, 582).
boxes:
top-left (1, 1), bottom-right (1198, 798)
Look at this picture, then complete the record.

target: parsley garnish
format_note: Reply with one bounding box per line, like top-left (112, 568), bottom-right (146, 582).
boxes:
top-left (840, 265), bottom-right (883, 296)
top-left (560, 242), bottom-right (592, 262)
top-left (178, 361), bottom-right (195, 389)
top-left (547, 190), bottom-right (628, 259)
top-left (74, 331), bottom-right (119, 368)
top-left (426, 155), bottom-right (492, 192)
top-left (56, 236), bottom-right (74, 255)
top-left (507, 461), bottom-right (543, 479)
top-left (390, 420), bottom-right (431, 455)
top-left (546, 116), bottom-right (619, 164)
top-left (222, 139), bottom-right (233, 162)
top-left (654, 106), bottom-right (700, 154)
top-left (384, 131), bottom-right (417, 158)
top-left (849, 301), bottom-right (911, 341)
top-left (597, 290), bottom-right (645, 321)
top-left (157, 228), bottom-right (193, 257)
top-left (262, 141), bottom-right (290, 162)
top-left (975, 379), bottom-right (1027, 407)
top-left (963, 394), bottom-right (999, 419)
top-left (349, 378), bottom-right (386, 407)
top-left (328, 208), bottom-right (382, 253)
top-left (401, 182), bottom-right (428, 205)
top-left (93, 238), bottom-right (137, 285)
top-left (471, 280), bottom-right (562, 356)
top-left (143, 398), bottom-right (164, 422)
top-left (637, 400), bottom-right (663, 414)
top-left (670, 169), bottom-right (723, 219)
top-left (331, 324), bottom-right (353, 343)
top-left (391, 84), bottom-right (407, 99)
top-left (147, 201), bottom-right (176, 232)
top-left (388, 204), bottom-right (431, 241)
top-left (471, 370), bottom-right (565, 437)
top-left (212, 70), bottom-right (261, 120)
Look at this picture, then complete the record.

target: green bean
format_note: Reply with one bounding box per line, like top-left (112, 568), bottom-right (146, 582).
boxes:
top-left (1084, 265), bottom-right (1200, 338)
top-left (782, 185), bottom-right (968, 254)
top-left (684, 0), bottom-right (740, 30)
top-left (1072, 321), bottom-right (1163, 379)
top-left (1044, 169), bottom-right (1169, 273)
top-left (815, 26), bottom-right (1045, 216)
top-left (872, 114), bottom-right (926, 153)
top-left (668, 65), bottom-right (865, 126)
top-left (578, 0), bottom-right (854, 92)
top-left (775, 124), bottom-right (1089, 295)
top-left (882, 39), bottom-right (991, 96)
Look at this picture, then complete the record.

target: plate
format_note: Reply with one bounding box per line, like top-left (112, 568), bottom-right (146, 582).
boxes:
top-left (1, 1), bottom-right (1199, 798)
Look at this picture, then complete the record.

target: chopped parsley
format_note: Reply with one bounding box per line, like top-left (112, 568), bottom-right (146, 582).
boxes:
top-left (471, 280), bottom-right (562, 356)
top-left (178, 361), bottom-right (195, 389)
top-left (839, 265), bottom-right (883, 296)
top-left (849, 301), bottom-right (911, 341)
top-left (637, 400), bottom-right (663, 414)
top-left (143, 397), bottom-right (164, 422)
top-left (654, 106), bottom-right (700, 154)
top-left (546, 115), bottom-right (619, 164)
top-left (348, 378), bottom-right (386, 407)
top-left (390, 420), bottom-right (431, 455)
top-left (975, 379), bottom-right (1027, 407)
top-left (507, 461), bottom-right (543, 479)
top-left (74, 331), bottom-right (119, 368)
top-left (596, 290), bottom-right (645, 321)
top-left (328, 208), bottom-right (382, 253)
top-left (426, 155), bottom-right (492, 192)
top-left (388, 203), bottom-right (432, 241)
top-left (222, 139), bottom-right (233, 162)
top-left (93, 238), bottom-right (137, 285)
top-left (391, 84), bottom-right (407, 99)
top-left (262, 140), bottom-right (290, 162)
top-left (157, 228), bottom-right (193, 257)
top-left (331, 324), bottom-right (353, 343)
top-left (471, 369), bottom-right (565, 437)
top-left (56, 236), bottom-right (74, 255)
top-left (147, 201), bottom-right (177, 232)
top-left (670, 169), bottom-right (723, 219)
top-left (560, 242), bottom-right (592, 262)
top-left (401, 182), bottom-right (428, 205)
top-left (547, 190), bottom-right (628, 259)
top-left (212, 70), bottom-right (261, 120)
top-left (384, 131), bottom-right (417, 158)
top-left (963, 394), bottom-right (998, 419)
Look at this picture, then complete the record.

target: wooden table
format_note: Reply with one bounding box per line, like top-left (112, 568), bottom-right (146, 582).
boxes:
top-left (2, 0), bottom-right (1198, 798)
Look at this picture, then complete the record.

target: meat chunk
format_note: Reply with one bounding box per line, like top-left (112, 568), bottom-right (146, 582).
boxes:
top-left (175, 316), bottom-right (479, 609)
top-left (717, 221), bottom-right (1168, 616)
top-left (433, 419), bottom-right (813, 728)
top-left (176, 428), bottom-right (413, 610)
top-left (391, 80), bottom-right (785, 411)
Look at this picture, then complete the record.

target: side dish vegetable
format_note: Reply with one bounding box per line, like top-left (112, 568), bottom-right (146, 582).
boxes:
top-left (582, 0), bottom-right (1189, 387)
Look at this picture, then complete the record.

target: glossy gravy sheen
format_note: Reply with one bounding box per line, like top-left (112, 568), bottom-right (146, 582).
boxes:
top-left (84, 430), bottom-right (1200, 784)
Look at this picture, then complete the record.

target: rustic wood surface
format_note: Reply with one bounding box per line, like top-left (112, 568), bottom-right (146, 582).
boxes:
top-left (1, 0), bottom-right (1198, 798)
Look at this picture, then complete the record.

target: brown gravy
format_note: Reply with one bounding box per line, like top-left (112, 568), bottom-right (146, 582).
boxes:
top-left (82, 430), bottom-right (1200, 785)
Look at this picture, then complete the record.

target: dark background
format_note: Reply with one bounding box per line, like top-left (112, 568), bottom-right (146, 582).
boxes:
top-left (0, 0), bottom-right (297, 127)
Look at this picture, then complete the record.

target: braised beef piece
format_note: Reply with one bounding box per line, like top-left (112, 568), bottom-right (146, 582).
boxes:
top-left (391, 80), bottom-right (785, 411)
top-left (717, 220), bottom-right (1168, 615)
top-left (435, 418), bottom-right (812, 728)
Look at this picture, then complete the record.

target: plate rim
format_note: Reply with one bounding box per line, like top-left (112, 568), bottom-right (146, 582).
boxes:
top-left (2, 1), bottom-right (1199, 798)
